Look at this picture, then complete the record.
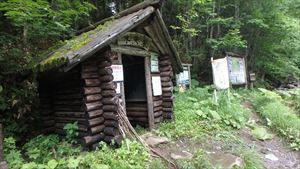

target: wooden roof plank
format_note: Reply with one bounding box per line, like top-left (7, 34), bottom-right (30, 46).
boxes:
top-left (64, 6), bottom-right (155, 71)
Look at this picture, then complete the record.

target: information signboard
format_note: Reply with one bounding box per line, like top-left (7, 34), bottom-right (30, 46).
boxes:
top-left (150, 53), bottom-right (159, 72)
top-left (227, 57), bottom-right (247, 85)
top-left (111, 65), bottom-right (124, 82)
top-left (178, 65), bottom-right (189, 85)
top-left (211, 58), bottom-right (230, 90)
top-left (152, 76), bottom-right (162, 96)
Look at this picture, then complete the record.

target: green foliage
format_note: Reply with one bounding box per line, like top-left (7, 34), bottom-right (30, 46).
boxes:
top-left (251, 126), bottom-right (274, 140)
top-left (77, 139), bottom-right (149, 169)
top-left (207, 29), bottom-right (247, 50)
top-left (147, 159), bottom-right (167, 169)
top-left (3, 137), bottom-right (24, 169)
top-left (278, 89), bottom-right (300, 113)
top-left (176, 150), bottom-right (214, 169)
top-left (156, 87), bottom-right (250, 140)
top-left (63, 122), bottom-right (79, 144)
top-left (249, 89), bottom-right (300, 150)
top-left (0, 0), bottom-right (95, 141)
top-left (214, 130), bottom-right (264, 169)
top-left (23, 135), bottom-right (81, 164)
top-left (4, 134), bottom-right (150, 169)
top-left (164, 0), bottom-right (300, 83)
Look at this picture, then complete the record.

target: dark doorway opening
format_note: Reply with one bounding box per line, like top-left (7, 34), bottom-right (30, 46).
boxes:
top-left (122, 55), bottom-right (148, 127)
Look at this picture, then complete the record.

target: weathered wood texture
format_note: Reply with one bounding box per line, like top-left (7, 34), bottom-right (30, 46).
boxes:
top-left (145, 57), bottom-right (155, 129)
top-left (159, 56), bottom-right (174, 120)
top-left (81, 57), bottom-right (105, 146)
top-left (99, 51), bottom-right (121, 144)
top-left (126, 102), bottom-right (148, 127)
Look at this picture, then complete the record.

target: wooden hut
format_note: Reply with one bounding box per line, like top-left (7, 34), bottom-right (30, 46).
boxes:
top-left (37, 0), bottom-right (182, 147)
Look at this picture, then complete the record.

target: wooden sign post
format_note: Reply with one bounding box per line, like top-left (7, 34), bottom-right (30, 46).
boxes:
top-left (0, 124), bottom-right (8, 169)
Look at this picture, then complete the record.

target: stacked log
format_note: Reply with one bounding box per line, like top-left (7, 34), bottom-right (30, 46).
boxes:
top-left (81, 59), bottom-right (105, 146)
top-left (159, 56), bottom-right (174, 120)
top-left (99, 51), bottom-right (121, 144)
top-left (39, 91), bottom-right (55, 133)
top-left (47, 68), bottom-right (89, 138)
top-left (126, 102), bottom-right (148, 127)
top-left (153, 96), bottom-right (163, 124)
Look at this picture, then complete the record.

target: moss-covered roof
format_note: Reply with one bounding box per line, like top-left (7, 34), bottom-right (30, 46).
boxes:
top-left (39, 20), bottom-right (113, 72)
top-left (38, 0), bottom-right (182, 73)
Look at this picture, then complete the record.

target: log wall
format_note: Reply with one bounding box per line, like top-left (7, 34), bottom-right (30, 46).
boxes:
top-left (126, 102), bottom-right (148, 127)
top-left (159, 55), bottom-right (174, 120)
top-left (99, 51), bottom-right (122, 145)
top-left (151, 74), bottom-right (163, 124)
top-left (81, 57), bottom-right (105, 147)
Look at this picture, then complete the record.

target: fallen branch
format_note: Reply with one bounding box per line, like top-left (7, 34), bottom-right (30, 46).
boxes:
top-left (116, 99), bottom-right (177, 168)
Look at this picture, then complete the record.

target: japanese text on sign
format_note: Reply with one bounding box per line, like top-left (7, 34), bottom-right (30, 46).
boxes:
top-left (111, 65), bottom-right (124, 82)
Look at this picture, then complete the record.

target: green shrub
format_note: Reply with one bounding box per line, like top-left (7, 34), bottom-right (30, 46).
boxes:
top-left (63, 122), bottom-right (79, 144)
top-left (4, 137), bottom-right (25, 169)
top-left (23, 134), bottom-right (81, 164)
top-left (176, 150), bottom-right (214, 169)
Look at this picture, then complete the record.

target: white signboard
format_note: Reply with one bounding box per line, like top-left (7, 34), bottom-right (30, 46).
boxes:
top-left (111, 65), bottom-right (124, 82)
top-left (178, 66), bottom-right (189, 85)
top-left (227, 57), bottom-right (247, 85)
top-left (152, 76), bottom-right (162, 96)
top-left (116, 82), bottom-right (121, 94)
top-left (151, 53), bottom-right (159, 72)
top-left (211, 58), bottom-right (230, 90)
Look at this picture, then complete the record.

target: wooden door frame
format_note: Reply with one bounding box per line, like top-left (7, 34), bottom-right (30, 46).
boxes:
top-left (117, 52), bottom-right (155, 129)
top-left (144, 57), bottom-right (155, 129)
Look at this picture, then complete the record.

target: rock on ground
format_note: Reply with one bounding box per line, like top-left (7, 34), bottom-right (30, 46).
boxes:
top-left (170, 151), bottom-right (193, 160)
top-left (208, 152), bottom-right (244, 169)
top-left (141, 133), bottom-right (169, 147)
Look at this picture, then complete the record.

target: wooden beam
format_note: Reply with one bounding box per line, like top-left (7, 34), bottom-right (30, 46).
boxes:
top-left (144, 57), bottom-right (155, 129)
top-left (144, 25), bottom-right (168, 55)
top-left (155, 10), bottom-right (183, 73)
top-left (110, 45), bottom-right (152, 57)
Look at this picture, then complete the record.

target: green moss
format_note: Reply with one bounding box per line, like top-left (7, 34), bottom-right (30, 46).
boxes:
top-left (39, 20), bottom-right (114, 72)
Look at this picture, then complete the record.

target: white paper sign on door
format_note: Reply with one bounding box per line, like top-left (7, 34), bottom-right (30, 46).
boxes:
top-left (211, 58), bottom-right (230, 90)
top-left (111, 65), bottom-right (124, 82)
top-left (152, 76), bottom-right (162, 96)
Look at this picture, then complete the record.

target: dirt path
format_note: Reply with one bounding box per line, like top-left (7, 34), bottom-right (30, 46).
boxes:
top-left (241, 101), bottom-right (300, 169)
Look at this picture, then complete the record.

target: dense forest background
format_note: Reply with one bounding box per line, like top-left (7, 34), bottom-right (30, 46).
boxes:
top-left (0, 0), bottom-right (299, 140)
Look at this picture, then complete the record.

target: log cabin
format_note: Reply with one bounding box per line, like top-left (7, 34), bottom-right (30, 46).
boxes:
top-left (37, 0), bottom-right (182, 148)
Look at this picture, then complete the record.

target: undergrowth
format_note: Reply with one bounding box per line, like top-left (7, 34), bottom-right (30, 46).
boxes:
top-left (277, 88), bottom-right (300, 114)
top-left (156, 86), bottom-right (251, 139)
top-left (154, 87), bottom-right (262, 169)
top-left (5, 136), bottom-right (149, 169)
top-left (248, 88), bottom-right (300, 150)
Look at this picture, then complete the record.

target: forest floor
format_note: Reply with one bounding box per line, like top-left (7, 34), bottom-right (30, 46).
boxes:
top-left (239, 101), bottom-right (300, 169)
top-left (143, 90), bottom-right (300, 169)
top-left (145, 109), bottom-right (300, 169)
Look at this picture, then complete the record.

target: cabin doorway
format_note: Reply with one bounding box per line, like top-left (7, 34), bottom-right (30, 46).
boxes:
top-left (122, 55), bottom-right (149, 127)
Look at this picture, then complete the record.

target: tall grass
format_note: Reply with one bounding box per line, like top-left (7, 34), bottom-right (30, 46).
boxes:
top-left (249, 89), bottom-right (300, 150)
